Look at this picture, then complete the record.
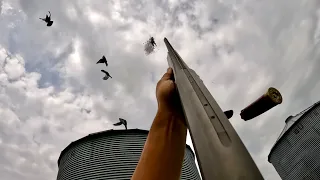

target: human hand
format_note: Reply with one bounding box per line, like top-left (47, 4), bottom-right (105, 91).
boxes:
top-left (156, 68), bottom-right (183, 115)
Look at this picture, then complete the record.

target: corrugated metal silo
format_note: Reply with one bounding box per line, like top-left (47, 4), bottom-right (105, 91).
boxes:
top-left (57, 129), bottom-right (201, 180)
top-left (268, 102), bottom-right (320, 179)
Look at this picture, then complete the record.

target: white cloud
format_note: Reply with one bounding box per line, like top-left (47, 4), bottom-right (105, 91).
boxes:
top-left (3, 55), bottom-right (25, 81)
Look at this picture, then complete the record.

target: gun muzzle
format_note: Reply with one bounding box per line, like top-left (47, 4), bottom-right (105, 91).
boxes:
top-left (240, 87), bottom-right (282, 121)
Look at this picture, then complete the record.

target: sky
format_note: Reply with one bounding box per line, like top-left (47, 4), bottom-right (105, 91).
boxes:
top-left (1, 0), bottom-right (320, 179)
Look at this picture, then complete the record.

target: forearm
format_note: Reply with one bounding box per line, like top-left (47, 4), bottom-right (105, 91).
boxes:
top-left (131, 107), bottom-right (187, 180)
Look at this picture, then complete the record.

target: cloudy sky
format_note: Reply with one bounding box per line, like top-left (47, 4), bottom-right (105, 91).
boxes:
top-left (1, 0), bottom-right (320, 179)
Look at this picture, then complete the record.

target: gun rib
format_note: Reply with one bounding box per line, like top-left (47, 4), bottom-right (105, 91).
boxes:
top-left (164, 37), bottom-right (264, 180)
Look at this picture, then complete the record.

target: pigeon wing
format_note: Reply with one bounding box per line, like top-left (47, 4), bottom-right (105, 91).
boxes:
top-left (101, 70), bottom-right (107, 74)
top-left (113, 122), bottom-right (123, 126)
top-left (121, 119), bottom-right (127, 125)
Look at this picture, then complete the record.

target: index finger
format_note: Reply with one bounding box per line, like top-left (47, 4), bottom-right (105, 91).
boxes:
top-left (161, 67), bottom-right (174, 80)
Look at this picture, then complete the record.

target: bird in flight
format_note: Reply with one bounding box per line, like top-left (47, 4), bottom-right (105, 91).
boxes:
top-left (96, 56), bottom-right (108, 67)
top-left (113, 118), bottom-right (127, 130)
top-left (39, 11), bottom-right (53, 26)
top-left (150, 37), bottom-right (157, 47)
top-left (101, 70), bottom-right (112, 80)
top-left (224, 110), bottom-right (234, 119)
top-left (144, 37), bottom-right (157, 55)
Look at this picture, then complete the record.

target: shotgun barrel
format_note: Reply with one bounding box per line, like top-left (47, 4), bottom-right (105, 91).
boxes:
top-left (164, 37), bottom-right (264, 180)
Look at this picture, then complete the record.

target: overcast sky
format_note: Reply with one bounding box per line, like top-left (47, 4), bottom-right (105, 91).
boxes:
top-left (1, 0), bottom-right (320, 179)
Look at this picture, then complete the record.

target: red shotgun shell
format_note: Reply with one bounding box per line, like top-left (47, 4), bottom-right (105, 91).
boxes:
top-left (240, 87), bottom-right (282, 121)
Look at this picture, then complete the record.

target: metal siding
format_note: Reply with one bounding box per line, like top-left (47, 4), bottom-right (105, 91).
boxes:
top-left (269, 105), bottom-right (320, 180)
top-left (57, 131), bottom-right (201, 180)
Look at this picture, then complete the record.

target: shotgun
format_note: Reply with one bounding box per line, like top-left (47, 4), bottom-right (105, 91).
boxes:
top-left (164, 37), bottom-right (264, 180)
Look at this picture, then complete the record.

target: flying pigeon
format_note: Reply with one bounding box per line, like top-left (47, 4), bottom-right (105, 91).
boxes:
top-left (96, 56), bottom-right (108, 66)
top-left (39, 11), bottom-right (53, 26)
top-left (224, 110), bottom-right (234, 119)
top-left (144, 37), bottom-right (157, 55)
top-left (150, 37), bottom-right (157, 47)
top-left (113, 118), bottom-right (127, 130)
top-left (101, 70), bottom-right (112, 80)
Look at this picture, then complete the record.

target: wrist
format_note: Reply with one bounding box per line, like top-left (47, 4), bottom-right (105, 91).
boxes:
top-left (157, 103), bottom-right (179, 115)
top-left (156, 104), bottom-right (187, 126)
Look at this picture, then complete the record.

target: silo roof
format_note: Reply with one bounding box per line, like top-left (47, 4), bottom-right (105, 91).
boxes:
top-left (268, 101), bottom-right (320, 162)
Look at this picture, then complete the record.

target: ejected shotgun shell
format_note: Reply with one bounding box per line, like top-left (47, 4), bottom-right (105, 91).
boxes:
top-left (240, 87), bottom-right (282, 121)
top-left (224, 110), bottom-right (234, 119)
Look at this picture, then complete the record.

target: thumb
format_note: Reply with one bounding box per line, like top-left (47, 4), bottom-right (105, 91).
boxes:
top-left (161, 68), bottom-right (173, 81)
